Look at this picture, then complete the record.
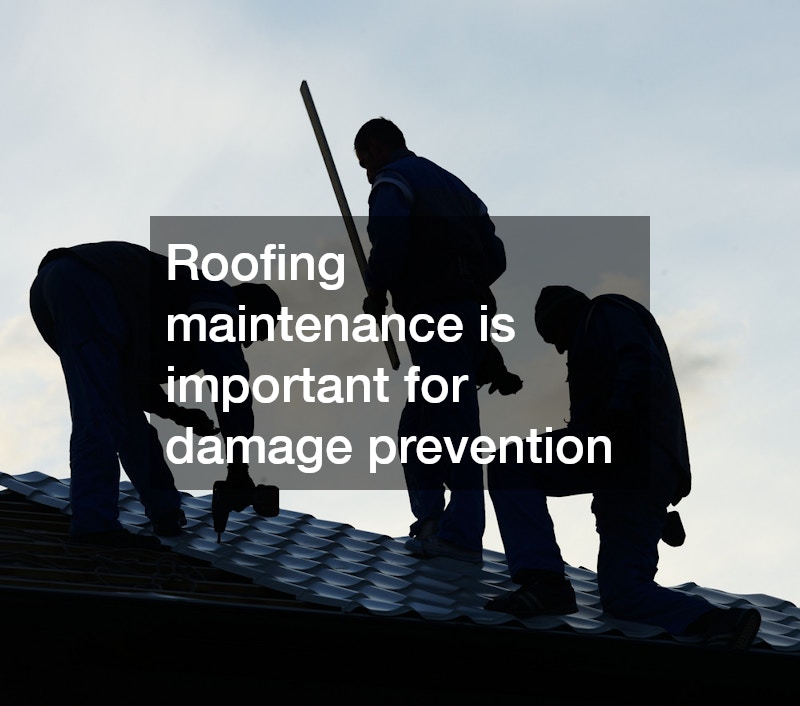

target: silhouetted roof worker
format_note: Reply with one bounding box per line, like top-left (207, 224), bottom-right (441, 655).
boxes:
top-left (486, 285), bottom-right (762, 650)
top-left (29, 241), bottom-right (281, 549)
top-left (355, 117), bottom-right (516, 564)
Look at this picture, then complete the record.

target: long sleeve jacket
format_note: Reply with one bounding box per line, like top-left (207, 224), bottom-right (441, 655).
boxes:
top-left (39, 241), bottom-right (254, 442)
top-left (364, 149), bottom-right (506, 316)
top-left (566, 294), bottom-right (691, 502)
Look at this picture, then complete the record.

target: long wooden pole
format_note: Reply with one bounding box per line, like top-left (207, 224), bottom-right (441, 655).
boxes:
top-left (300, 80), bottom-right (400, 370)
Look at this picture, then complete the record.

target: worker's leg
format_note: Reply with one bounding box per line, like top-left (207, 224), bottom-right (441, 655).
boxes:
top-left (30, 259), bottom-right (128, 536)
top-left (487, 433), bottom-right (598, 579)
top-left (486, 435), bottom-right (602, 615)
top-left (400, 395), bottom-right (446, 537)
top-left (403, 301), bottom-right (485, 551)
top-left (115, 394), bottom-right (182, 524)
top-left (592, 447), bottom-right (713, 634)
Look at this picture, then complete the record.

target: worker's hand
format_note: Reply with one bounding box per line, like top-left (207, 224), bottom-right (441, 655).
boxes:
top-left (362, 292), bottom-right (387, 318)
top-left (171, 406), bottom-right (220, 436)
top-left (488, 371), bottom-right (523, 395)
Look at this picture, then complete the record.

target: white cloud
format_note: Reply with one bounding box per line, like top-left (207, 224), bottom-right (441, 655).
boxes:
top-left (0, 314), bottom-right (70, 477)
top-left (658, 301), bottom-right (744, 415)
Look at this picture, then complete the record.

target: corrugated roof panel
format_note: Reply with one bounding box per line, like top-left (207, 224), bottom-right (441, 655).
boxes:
top-left (2, 469), bottom-right (799, 654)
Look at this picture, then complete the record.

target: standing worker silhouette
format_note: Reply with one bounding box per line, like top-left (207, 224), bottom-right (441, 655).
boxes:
top-left (486, 285), bottom-right (761, 649)
top-left (355, 118), bottom-right (512, 564)
top-left (29, 241), bottom-right (281, 548)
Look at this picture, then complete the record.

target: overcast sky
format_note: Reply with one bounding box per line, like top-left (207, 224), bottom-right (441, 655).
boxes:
top-left (2, 0), bottom-right (798, 604)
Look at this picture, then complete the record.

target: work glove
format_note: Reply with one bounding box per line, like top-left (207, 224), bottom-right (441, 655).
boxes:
top-left (488, 370), bottom-right (523, 395)
top-left (170, 406), bottom-right (220, 436)
top-left (362, 292), bottom-right (388, 318)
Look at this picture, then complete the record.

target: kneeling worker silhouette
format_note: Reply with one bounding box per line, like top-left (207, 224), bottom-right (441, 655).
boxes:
top-left (30, 241), bottom-right (282, 548)
top-left (486, 285), bottom-right (761, 650)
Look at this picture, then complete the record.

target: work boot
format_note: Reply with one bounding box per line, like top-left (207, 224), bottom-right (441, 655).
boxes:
top-left (485, 571), bottom-right (578, 618)
top-left (409, 518), bottom-right (439, 541)
top-left (405, 534), bottom-right (483, 565)
top-left (152, 508), bottom-right (187, 537)
top-left (688, 606), bottom-right (762, 650)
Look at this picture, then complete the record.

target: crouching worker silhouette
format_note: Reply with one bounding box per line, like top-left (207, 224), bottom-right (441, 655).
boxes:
top-left (29, 241), bottom-right (281, 549)
top-left (486, 285), bottom-right (761, 650)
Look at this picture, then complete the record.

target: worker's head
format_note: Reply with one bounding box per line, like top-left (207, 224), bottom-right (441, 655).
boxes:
top-left (354, 118), bottom-right (406, 184)
top-left (233, 283), bottom-right (281, 347)
top-left (535, 285), bottom-right (590, 354)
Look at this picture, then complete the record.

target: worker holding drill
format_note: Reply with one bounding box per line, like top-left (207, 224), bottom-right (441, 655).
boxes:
top-left (29, 240), bottom-right (281, 548)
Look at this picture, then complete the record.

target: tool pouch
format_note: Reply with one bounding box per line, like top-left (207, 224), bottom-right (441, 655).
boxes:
top-left (662, 510), bottom-right (686, 547)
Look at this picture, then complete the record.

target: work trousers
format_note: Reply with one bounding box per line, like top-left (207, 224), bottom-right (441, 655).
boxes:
top-left (488, 430), bottom-right (713, 635)
top-left (29, 257), bottom-right (181, 536)
top-left (400, 300), bottom-right (486, 551)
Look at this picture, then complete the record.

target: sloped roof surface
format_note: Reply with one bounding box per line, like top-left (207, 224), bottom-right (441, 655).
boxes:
top-left (2, 469), bottom-right (800, 656)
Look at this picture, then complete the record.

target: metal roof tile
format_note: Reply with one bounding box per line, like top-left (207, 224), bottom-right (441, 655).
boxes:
top-left (252, 564), bottom-right (315, 586)
top-left (274, 554), bottom-right (320, 573)
top-left (359, 584), bottom-right (408, 605)
top-left (2, 469), bottom-right (799, 655)
top-left (327, 545), bottom-right (374, 564)
top-left (369, 559), bottom-right (416, 578)
top-left (302, 580), bottom-right (360, 604)
top-left (351, 598), bottom-right (410, 616)
top-left (361, 570), bottom-right (411, 592)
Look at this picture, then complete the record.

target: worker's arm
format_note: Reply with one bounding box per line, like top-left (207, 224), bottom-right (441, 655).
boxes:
top-left (144, 384), bottom-right (219, 435)
top-left (476, 341), bottom-right (523, 395)
top-left (363, 175), bottom-right (412, 309)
